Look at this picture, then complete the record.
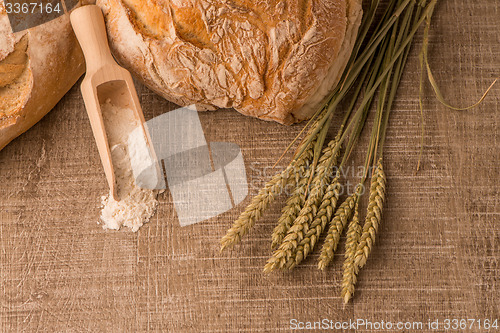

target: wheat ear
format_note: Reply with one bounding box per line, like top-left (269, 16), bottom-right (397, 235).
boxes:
top-left (264, 139), bottom-right (340, 272)
top-left (341, 201), bottom-right (362, 304)
top-left (354, 158), bottom-right (386, 270)
top-left (317, 188), bottom-right (359, 271)
top-left (220, 139), bottom-right (314, 251)
top-left (271, 165), bottom-right (310, 249)
top-left (285, 174), bottom-right (341, 269)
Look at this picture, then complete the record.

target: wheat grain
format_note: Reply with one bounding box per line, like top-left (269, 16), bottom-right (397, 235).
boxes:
top-left (220, 171), bottom-right (286, 251)
top-left (270, 150), bottom-right (315, 249)
top-left (341, 201), bottom-right (362, 304)
top-left (354, 158), bottom-right (386, 270)
top-left (285, 174), bottom-right (341, 269)
top-left (271, 167), bottom-right (310, 249)
top-left (264, 139), bottom-right (340, 271)
top-left (317, 189), bottom-right (359, 271)
top-left (220, 137), bottom-right (315, 251)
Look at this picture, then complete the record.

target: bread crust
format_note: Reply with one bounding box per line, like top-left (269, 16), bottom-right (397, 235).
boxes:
top-left (0, 2), bottom-right (14, 61)
top-left (0, 4), bottom-right (86, 150)
top-left (98, 0), bottom-right (362, 124)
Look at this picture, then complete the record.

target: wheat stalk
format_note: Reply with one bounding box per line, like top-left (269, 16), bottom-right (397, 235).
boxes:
top-left (219, 0), bottom-right (438, 305)
top-left (354, 158), bottom-right (386, 270)
top-left (263, 139), bottom-right (340, 272)
top-left (285, 173), bottom-right (341, 269)
top-left (341, 201), bottom-right (362, 304)
top-left (317, 188), bottom-right (360, 271)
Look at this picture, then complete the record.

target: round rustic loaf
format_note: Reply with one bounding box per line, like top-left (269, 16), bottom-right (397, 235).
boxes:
top-left (98, 0), bottom-right (362, 124)
top-left (0, 1), bottom-right (86, 151)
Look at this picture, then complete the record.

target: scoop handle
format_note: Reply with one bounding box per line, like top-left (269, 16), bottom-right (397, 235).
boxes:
top-left (70, 4), bottom-right (119, 200)
top-left (70, 5), bottom-right (115, 74)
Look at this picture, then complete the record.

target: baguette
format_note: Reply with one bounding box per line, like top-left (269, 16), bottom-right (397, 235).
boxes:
top-left (0, 1), bottom-right (85, 151)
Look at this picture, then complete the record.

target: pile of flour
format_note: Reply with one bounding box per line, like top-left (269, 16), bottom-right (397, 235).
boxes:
top-left (99, 99), bottom-right (158, 232)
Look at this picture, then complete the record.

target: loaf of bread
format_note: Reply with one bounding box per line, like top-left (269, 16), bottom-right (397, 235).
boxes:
top-left (98, 0), bottom-right (362, 124)
top-left (0, 1), bottom-right (86, 151)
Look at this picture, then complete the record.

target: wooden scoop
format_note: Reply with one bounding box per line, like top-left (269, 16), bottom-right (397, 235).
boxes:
top-left (70, 5), bottom-right (156, 200)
